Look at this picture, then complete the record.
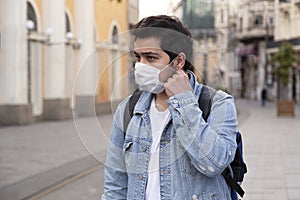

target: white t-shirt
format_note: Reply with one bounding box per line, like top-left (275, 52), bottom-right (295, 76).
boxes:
top-left (145, 98), bottom-right (170, 200)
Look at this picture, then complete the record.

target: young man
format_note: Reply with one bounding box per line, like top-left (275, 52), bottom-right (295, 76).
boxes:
top-left (102, 15), bottom-right (238, 200)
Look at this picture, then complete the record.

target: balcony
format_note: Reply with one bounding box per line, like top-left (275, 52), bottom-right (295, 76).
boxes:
top-left (237, 25), bottom-right (274, 42)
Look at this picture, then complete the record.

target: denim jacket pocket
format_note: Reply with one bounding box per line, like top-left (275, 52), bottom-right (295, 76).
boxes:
top-left (123, 139), bottom-right (136, 173)
top-left (123, 139), bottom-right (133, 153)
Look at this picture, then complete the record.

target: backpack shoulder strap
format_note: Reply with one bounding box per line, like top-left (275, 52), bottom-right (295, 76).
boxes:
top-left (198, 85), bottom-right (217, 121)
top-left (123, 89), bottom-right (143, 133)
top-left (222, 169), bottom-right (245, 197)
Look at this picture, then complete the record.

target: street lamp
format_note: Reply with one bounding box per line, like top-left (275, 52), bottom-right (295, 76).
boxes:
top-left (26, 20), bottom-right (34, 30)
top-left (27, 20), bottom-right (53, 45)
top-left (66, 32), bottom-right (82, 50)
top-left (26, 20), bottom-right (37, 104)
top-left (27, 21), bottom-right (33, 103)
top-left (45, 28), bottom-right (53, 44)
top-left (26, 20), bottom-right (54, 103)
top-left (66, 32), bottom-right (73, 40)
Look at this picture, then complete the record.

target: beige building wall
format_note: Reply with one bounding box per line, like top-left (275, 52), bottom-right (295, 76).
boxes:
top-left (95, 0), bottom-right (129, 103)
top-left (275, 0), bottom-right (300, 41)
top-left (0, 0), bottom-right (138, 125)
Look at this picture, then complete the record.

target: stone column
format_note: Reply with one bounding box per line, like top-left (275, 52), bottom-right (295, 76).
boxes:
top-left (42, 0), bottom-right (71, 120)
top-left (0, 0), bottom-right (33, 125)
top-left (74, 0), bottom-right (97, 116)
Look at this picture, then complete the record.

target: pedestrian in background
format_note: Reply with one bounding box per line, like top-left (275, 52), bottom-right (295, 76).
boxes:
top-left (261, 87), bottom-right (267, 106)
top-left (102, 15), bottom-right (238, 200)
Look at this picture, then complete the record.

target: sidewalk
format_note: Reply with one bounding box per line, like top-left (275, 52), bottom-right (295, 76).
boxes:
top-left (0, 113), bottom-right (113, 199)
top-left (0, 99), bottom-right (299, 199)
top-left (235, 99), bottom-right (300, 200)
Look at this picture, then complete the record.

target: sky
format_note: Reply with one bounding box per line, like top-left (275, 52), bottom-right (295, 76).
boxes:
top-left (139, 0), bottom-right (181, 19)
top-left (139, 0), bottom-right (240, 20)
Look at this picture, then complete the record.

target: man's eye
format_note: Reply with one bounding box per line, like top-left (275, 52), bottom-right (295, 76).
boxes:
top-left (134, 56), bottom-right (140, 61)
top-left (147, 56), bottom-right (157, 61)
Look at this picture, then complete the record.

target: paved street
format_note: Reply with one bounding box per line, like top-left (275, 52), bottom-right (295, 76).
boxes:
top-left (236, 100), bottom-right (300, 200)
top-left (0, 99), bottom-right (299, 200)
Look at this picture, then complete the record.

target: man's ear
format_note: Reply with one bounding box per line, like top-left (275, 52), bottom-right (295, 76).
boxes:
top-left (175, 52), bottom-right (186, 70)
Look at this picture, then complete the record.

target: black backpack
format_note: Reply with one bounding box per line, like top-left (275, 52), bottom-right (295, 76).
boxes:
top-left (123, 86), bottom-right (247, 199)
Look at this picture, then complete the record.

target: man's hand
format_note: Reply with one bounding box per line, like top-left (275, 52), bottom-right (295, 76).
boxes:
top-left (164, 70), bottom-right (192, 97)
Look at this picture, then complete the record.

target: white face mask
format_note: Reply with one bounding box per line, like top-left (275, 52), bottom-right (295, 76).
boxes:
top-left (134, 61), bottom-right (176, 94)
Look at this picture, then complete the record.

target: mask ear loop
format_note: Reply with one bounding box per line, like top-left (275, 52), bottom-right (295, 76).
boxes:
top-left (162, 58), bottom-right (176, 71)
top-left (159, 59), bottom-right (178, 83)
top-left (163, 52), bottom-right (186, 70)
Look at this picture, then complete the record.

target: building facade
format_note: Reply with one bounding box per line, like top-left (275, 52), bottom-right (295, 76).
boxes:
top-left (267, 0), bottom-right (300, 102)
top-left (179, 0), bottom-right (227, 91)
top-left (214, 0), bottom-right (240, 96)
top-left (235, 0), bottom-right (275, 100)
top-left (235, 0), bottom-right (300, 102)
top-left (183, 0), bottom-right (214, 29)
top-left (0, 0), bottom-right (139, 125)
top-left (171, 0), bottom-right (240, 95)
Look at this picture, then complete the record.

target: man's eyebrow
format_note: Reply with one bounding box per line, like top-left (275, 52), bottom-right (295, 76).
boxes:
top-left (133, 51), bottom-right (160, 56)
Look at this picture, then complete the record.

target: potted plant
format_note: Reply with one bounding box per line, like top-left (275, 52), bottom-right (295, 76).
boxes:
top-left (271, 42), bottom-right (298, 116)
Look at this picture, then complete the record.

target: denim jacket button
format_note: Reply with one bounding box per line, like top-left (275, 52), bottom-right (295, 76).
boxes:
top-left (207, 166), bottom-right (215, 172)
top-left (141, 146), bottom-right (147, 152)
top-left (192, 194), bottom-right (198, 200)
top-left (198, 164), bottom-right (206, 171)
top-left (173, 99), bottom-right (179, 104)
top-left (137, 174), bottom-right (143, 180)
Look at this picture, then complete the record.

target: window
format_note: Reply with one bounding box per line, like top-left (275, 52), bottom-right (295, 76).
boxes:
top-left (112, 26), bottom-right (119, 44)
top-left (269, 17), bottom-right (274, 25)
top-left (254, 15), bottom-right (263, 26)
top-left (27, 2), bottom-right (38, 31)
top-left (65, 13), bottom-right (71, 33)
top-left (239, 18), bottom-right (243, 32)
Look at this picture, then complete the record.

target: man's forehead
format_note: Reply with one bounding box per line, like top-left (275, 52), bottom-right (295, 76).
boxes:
top-left (134, 37), bottom-right (161, 51)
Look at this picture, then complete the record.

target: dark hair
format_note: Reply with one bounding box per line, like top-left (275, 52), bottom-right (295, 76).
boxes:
top-left (132, 15), bottom-right (194, 71)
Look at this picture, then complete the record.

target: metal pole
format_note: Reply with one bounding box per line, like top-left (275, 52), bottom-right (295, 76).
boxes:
top-left (264, 23), bottom-right (269, 86)
top-left (27, 31), bottom-right (31, 104)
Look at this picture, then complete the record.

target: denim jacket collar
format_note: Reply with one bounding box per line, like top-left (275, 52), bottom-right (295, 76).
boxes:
top-left (133, 70), bottom-right (201, 116)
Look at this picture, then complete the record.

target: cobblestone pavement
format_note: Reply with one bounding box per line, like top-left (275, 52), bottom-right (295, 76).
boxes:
top-left (0, 99), bottom-right (299, 200)
top-left (235, 99), bottom-right (300, 200)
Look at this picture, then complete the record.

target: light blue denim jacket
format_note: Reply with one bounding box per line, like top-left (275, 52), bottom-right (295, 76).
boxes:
top-left (102, 72), bottom-right (238, 200)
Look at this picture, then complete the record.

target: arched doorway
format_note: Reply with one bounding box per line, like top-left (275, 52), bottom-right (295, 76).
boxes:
top-left (27, 1), bottom-right (42, 116)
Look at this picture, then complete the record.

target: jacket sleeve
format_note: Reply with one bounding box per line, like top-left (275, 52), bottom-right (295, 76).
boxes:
top-left (166, 90), bottom-right (238, 177)
top-left (101, 99), bottom-right (128, 200)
